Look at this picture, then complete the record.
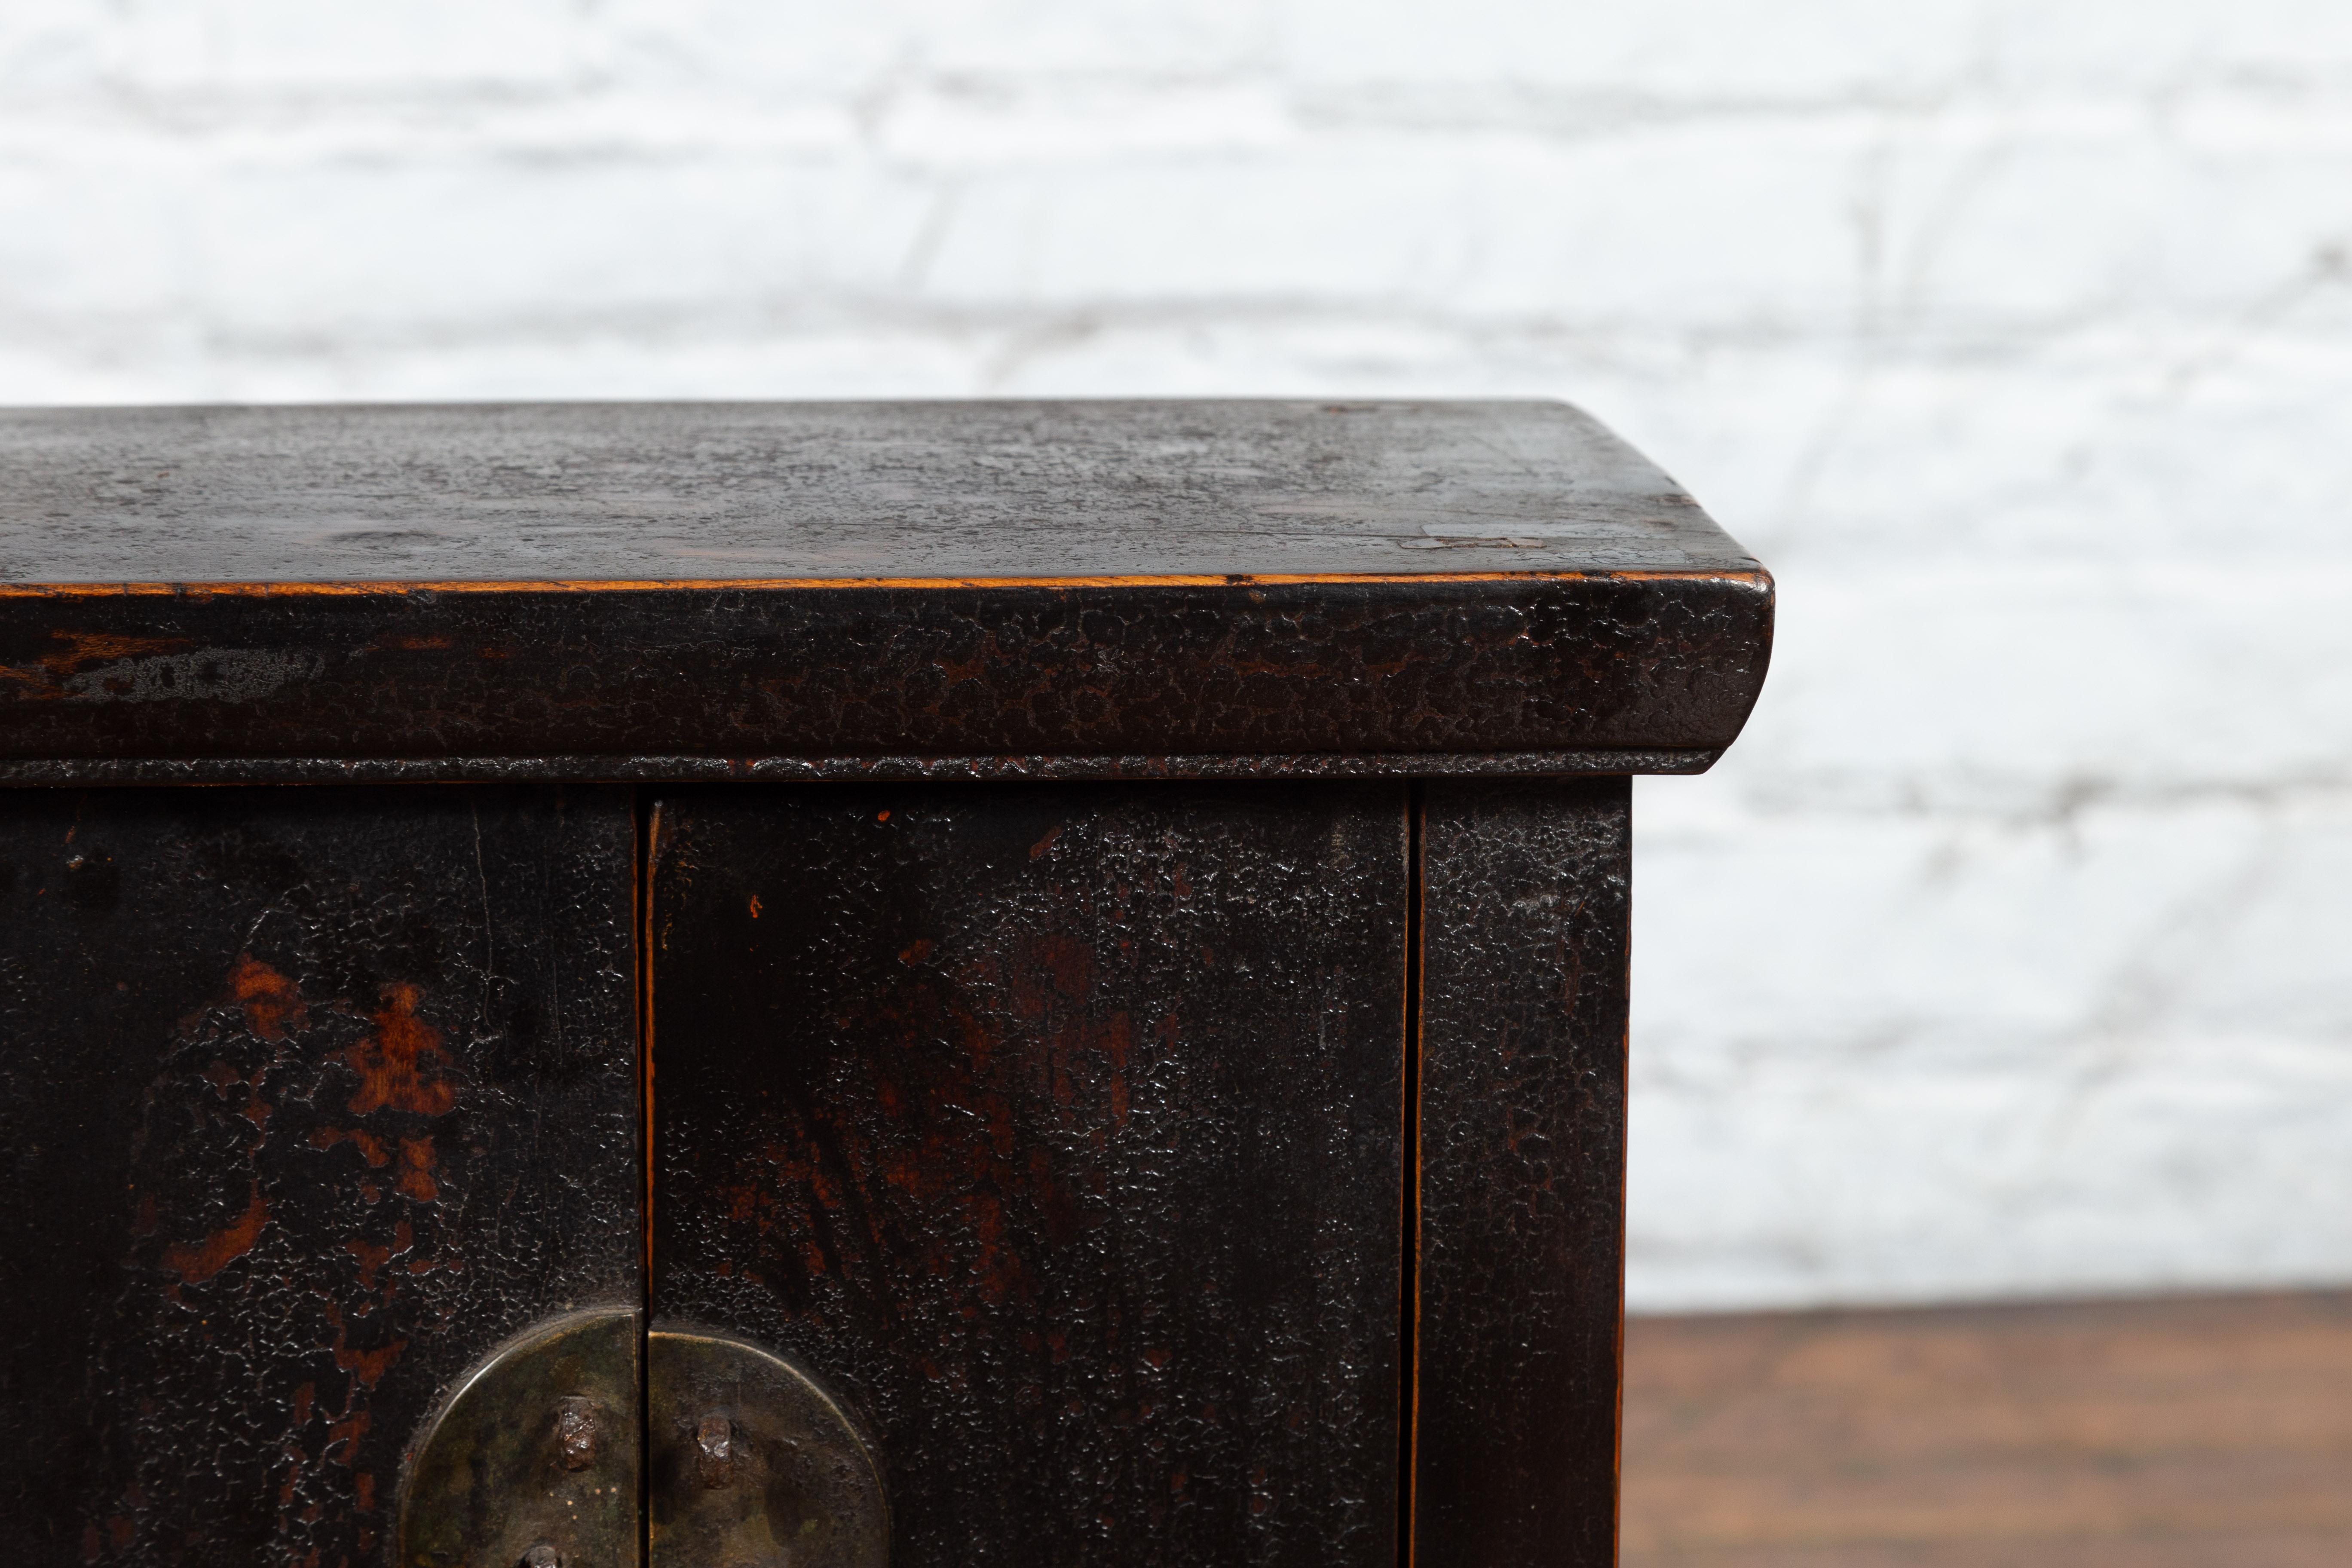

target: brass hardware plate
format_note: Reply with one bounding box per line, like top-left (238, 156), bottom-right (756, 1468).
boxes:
top-left (398, 1314), bottom-right (885, 1568)
top-left (398, 1307), bottom-right (643, 1568)
top-left (648, 1329), bottom-right (889, 1568)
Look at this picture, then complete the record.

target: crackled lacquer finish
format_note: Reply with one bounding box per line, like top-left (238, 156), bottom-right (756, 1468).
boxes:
top-left (648, 783), bottom-right (1408, 1568)
top-left (0, 401), bottom-right (1772, 777)
top-left (1413, 778), bottom-right (1632, 1568)
top-left (0, 787), bottom-right (638, 1566)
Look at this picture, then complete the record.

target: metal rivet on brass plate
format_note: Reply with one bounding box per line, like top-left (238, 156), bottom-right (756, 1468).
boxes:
top-left (556, 1395), bottom-right (602, 1471)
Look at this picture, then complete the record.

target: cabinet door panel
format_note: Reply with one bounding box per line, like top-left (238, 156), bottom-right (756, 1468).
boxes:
top-left (649, 783), bottom-right (1407, 1568)
top-left (0, 786), bottom-right (640, 1567)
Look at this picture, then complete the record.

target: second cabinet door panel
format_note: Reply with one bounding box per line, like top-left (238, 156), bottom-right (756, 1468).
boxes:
top-left (648, 783), bottom-right (1407, 1568)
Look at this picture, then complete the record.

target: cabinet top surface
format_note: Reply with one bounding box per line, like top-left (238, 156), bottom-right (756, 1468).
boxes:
top-left (0, 399), bottom-right (1757, 586)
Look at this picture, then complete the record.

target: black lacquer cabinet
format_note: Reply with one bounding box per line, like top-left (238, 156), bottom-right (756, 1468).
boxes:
top-left (0, 401), bottom-right (1770, 1568)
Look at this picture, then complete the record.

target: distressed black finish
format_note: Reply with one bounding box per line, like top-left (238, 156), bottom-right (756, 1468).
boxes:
top-left (1411, 778), bottom-right (1632, 1568)
top-left (0, 786), bottom-right (639, 1567)
top-left (0, 747), bottom-right (1717, 789)
top-left (0, 577), bottom-right (1767, 770)
top-left (0, 400), bottom-right (1773, 1568)
top-left (0, 402), bottom-right (1771, 777)
top-left (648, 784), bottom-right (1409, 1568)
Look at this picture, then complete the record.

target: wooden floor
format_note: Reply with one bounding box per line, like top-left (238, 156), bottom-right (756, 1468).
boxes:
top-left (1621, 1289), bottom-right (2352, 1567)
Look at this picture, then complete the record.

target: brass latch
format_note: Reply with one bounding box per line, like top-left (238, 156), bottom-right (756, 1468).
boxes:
top-left (398, 1310), bottom-right (888, 1568)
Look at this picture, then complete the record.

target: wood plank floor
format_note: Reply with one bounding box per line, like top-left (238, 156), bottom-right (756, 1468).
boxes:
top-left (1621, 1289), bottom-right (2352, 1566)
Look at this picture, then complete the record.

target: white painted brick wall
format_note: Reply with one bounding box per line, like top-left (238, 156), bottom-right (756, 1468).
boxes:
top-left (5, 0), bottom-right (2349, 1310)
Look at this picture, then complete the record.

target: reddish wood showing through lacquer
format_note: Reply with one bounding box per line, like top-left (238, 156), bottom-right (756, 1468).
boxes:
top-left (0, 787), bottom-right (640, 1566)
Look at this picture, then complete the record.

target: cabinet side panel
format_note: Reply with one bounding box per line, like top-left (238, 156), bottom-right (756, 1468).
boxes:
top-left (649, 783), bottom-right (1407, 1568)
top-left (1414, 777), bottom-right (1631, 1568)
top-left (0, 786), bottom-right (640, 1567)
